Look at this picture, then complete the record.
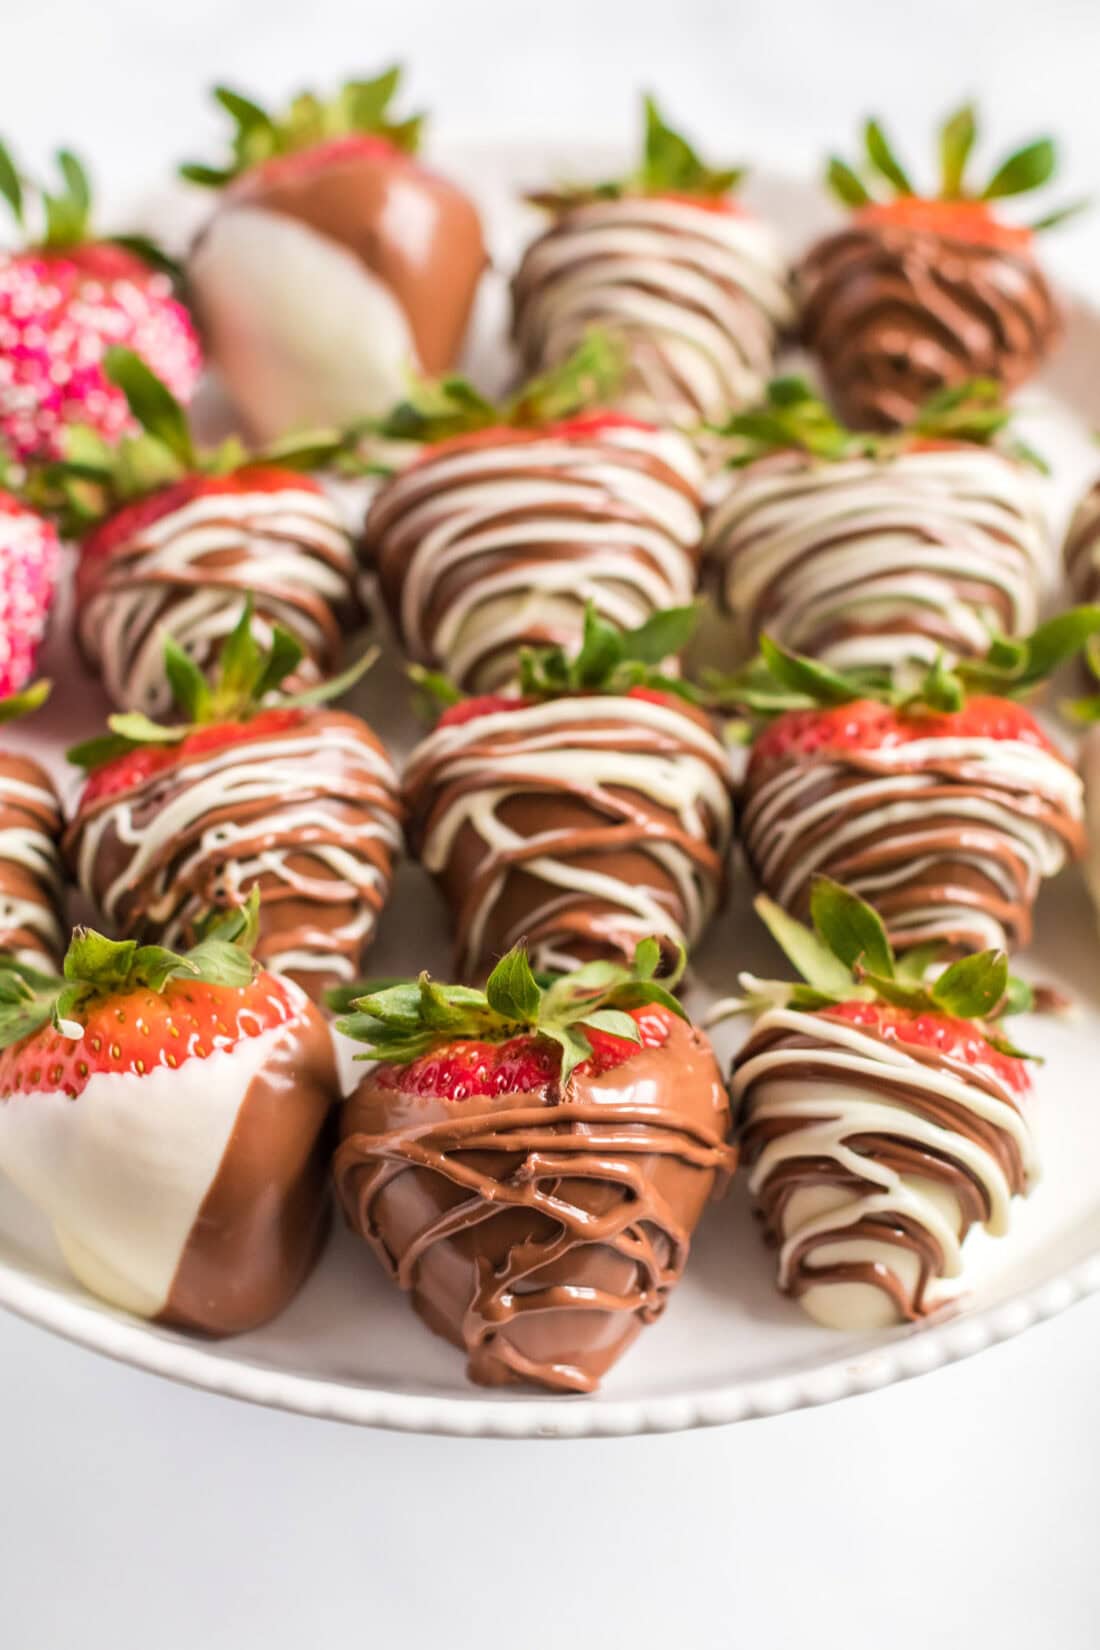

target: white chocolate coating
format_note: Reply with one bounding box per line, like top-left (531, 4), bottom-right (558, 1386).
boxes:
top-left (512, 198), bottom-right (793, 423)
top-left (733, 1006), bottom-right (1037, 1329)
top-left (704, 446), bottom-right (1050, 671)
top-left (368, 423), bottom-right (705, 692)
top-left (79, 486), bottom-right (361, 715)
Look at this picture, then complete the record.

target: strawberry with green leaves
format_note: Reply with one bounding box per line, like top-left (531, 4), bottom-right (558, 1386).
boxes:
top-left (181, 66), bottom-right (486, 441)
top-left (365, 329), bottom-right (707, 694)
top-left (718, 612), bottom-right (1100, 956)
top-left (65, 603), bottom-right (402, 1003)
top-left (730, 876), bottom-right (1039, 1330)
top-left (403, 603), bottom-right (732, 980)
top-left (800, 105), bottom-right (1083, 427)
top-left (333, 937), bottom-right (735, 1393)
top-left (0, 140), bottom-right (200, 461)
top-left (511, 93), bottom-right (794, 425)
top-left (703, 376), bottom-right (1050, 674)
top-left (0, 895), bottom-right (339, 1334)
top-left (28, 345), bottom-right (365, 716)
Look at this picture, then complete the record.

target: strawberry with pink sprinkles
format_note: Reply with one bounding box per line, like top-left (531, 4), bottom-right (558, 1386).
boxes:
top-left (0, 142), bottom-right (200, 461)
top-left (0, 491), bottom-right (59, 695)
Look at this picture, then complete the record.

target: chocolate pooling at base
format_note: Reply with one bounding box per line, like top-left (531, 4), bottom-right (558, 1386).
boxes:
top-left (704, 444), bottom-right (1049, 673)
top-left (512, 197), bottom-right (793, 424)
top-left (798, 223), bottom-right (1061, 429)
top-left (366, 421), bottom-right (705, 692)
top-left (77, 479), bottom-right (365, 716)
top-left (403, 693), bottom-right (733, 978)
top-left (0, 751), bottom-right (65, 971)
top-left (335, 1013), bottom-right (735, 1392)
top-left (732, 1006), bottom-right (1036, 1329)
top-left (66, 710), bottom-right (404, 1001)
top-left (741, 728), bottom-right (1084, 955)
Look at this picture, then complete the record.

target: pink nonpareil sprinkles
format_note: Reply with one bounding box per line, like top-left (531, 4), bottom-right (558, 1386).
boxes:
top-left (0, 502), bottom-right (60, 695)
top-left (0, 253), bottom-right (201, 461)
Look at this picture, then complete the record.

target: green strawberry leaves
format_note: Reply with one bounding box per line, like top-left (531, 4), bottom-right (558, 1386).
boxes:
top-left (518, 600), bottom-right (701, 702)
top-left (0, 892), bottom-right (262, 1052)
top-left (823, 102), bottom-right (1085, 232)
top-left (180, 66), bottom-right (423, 187)
top-left (0, 139), bottom-right (24, 225)
top-left (709, 608), bottom-right (1100, 719)
top-left (377, 329), bottom-right (625, 444)
top-left (0, 680), bottom-right (50, 725)
top-left (104, 347), bottom-right (196, 468)
top-left (529, 93), bottom-right (745, 209)
top-left (734, 875), bottom-right (1030, 1047)
top-left (714, 375), bottom-right (1045, 468)
top-left (335, 938), bottom-right (687, 1088)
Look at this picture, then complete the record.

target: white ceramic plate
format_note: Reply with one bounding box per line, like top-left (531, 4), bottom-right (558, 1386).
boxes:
top-left (1, 151), bottom-right (1100, 1439)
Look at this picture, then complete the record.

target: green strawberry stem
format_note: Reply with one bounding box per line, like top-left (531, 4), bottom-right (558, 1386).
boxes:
top-left (179, 67), bottom-right (424, 188)
top-left (334, 936), bottom-right (687, 1087)
top-left (824, 103), bottom-right (1087, 231)
top-left (23, 347), bottom-right (362, 535)
top-left (527, 93), bottom-right (745, 209)
top-left (66, 598), bottom-right (377, 771)
top-left (713, 375), bottom-right (1048, 471)
top-left (717, 875), bottom-right (1035, 1058)
top-left (0, 680), bottom-right (50, 725)
top-left (0, 137), bottom-right (182, 265)
top-left (377, 328), bottom-right (625, 443)
top-left (708, 609), bottom-right (1100, 719)
top-left (0, 891), bottom-right (261, 1051)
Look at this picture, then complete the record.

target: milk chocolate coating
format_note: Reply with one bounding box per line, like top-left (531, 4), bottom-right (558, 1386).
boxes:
top-left (231, 150), bottom-right (486, 376)
top-left (798, 223), bottom-right (1061, 429)
top-left (66, 710), bottom-right (403, 1002)
top-left (403, 694), bottom-right (733, 979)
top-left (741, 735), bottom-right (1083, 955)
top-left (335, 1014), bottom-right (735, 1392)
top-left (0, 751), bottom-right (65, 970)
top-left (159, 993), bottom-right (339, 1336)
top-left (1064, 476), bottom-right (1100, 603)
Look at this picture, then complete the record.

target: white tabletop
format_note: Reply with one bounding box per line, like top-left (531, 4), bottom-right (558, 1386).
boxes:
top-left (3, 2), bottom-right (1100, 1644)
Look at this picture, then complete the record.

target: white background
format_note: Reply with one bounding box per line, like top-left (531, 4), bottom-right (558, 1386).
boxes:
top-left (3, 2), bottom-right (1100, 1645)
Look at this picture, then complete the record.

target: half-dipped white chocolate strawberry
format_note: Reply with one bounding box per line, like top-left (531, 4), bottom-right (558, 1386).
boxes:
top-left (705, 379), bottom-right (1050, 672)
top-left (366, 337), bottom-right (704, 692)
top-left (65, 606), bottom-right (403, 1002)
top-left (728, 877), bottom-right (1039, 1330)
top-left (0, 898), bottom-right (339, 1333)
top-left (513, 97), bottom-right (793, 425)
top-left (182, 69), bottom-right (486, 441)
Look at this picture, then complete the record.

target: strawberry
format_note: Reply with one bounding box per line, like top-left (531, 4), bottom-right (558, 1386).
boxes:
top-left (718, 618), bottom-right (1099, 956)
top-left (0, 142), bottom-right (200, 461)
top-left (706, 376), bottom-right (1049, 676)
top-left (0, 491), bottom-right (60, 697)
top-left (0, 681), bottom-right (65, 972)
top-left (0, 895), bottom-right (339, 1333)
top-left (799, 106), bottom-right (1081, 427)
top-left (65, 604), bottom-right (402, 1002)
top-left (729, 876), bottom-right (1038, 1330)
top-left (181, 68), bottom-right (486, 440)
top-left (404, 604), bottom-right (733, 979)
top-left (333, 937), bottom-right (735, 1393)
top-left (513, 94), bottom-right (793, 425)
top-left (25, 347), bottom-right (365, 715)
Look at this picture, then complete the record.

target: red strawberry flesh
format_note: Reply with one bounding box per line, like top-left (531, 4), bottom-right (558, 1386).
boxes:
top-left (750, 696), bottom-right (1061, 771)
top-left (824, 998), bottom-right (1030, 1094)
top-left (857, 197), bottom-right (1033, 252)
top-left (79, 706), bottom-right (309, 806)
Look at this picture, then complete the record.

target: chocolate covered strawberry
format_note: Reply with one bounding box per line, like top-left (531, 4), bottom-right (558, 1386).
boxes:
top-left (0, 141), bottom-right (200, 461)
top-left (0, 682), bottom-right (65, 970)
top-left (30, 347), bottom-right (364, 715)
top-left (366, 332), bottom-right (706, 691)
top-left (0, 896), bottom-right (338, 1331)
top-left (704, 377), bottom-right (1050, 673)
top-left (404, 604), bottom-right (732, 979)
top-left (799, 105), bottom-right (1081, 427)
top-left (719, 614), bottom-right (1100, 955)
top-left (512, 95), bottom-right (793, 424)
top-left (0, 488), bottom-right (60, 697)
top-left (182, 67), bottom-right (486, 440)
top-left (729, 877), bottom-right (1038, 1329)
top-left (65, 606), bottom-right (402, 1001)
top-left (334, 938), bottom-right (735, 1392)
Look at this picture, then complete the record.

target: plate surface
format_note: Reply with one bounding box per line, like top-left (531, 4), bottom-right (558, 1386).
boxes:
top-left (2, 153), bottom-right (1100, 1439)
